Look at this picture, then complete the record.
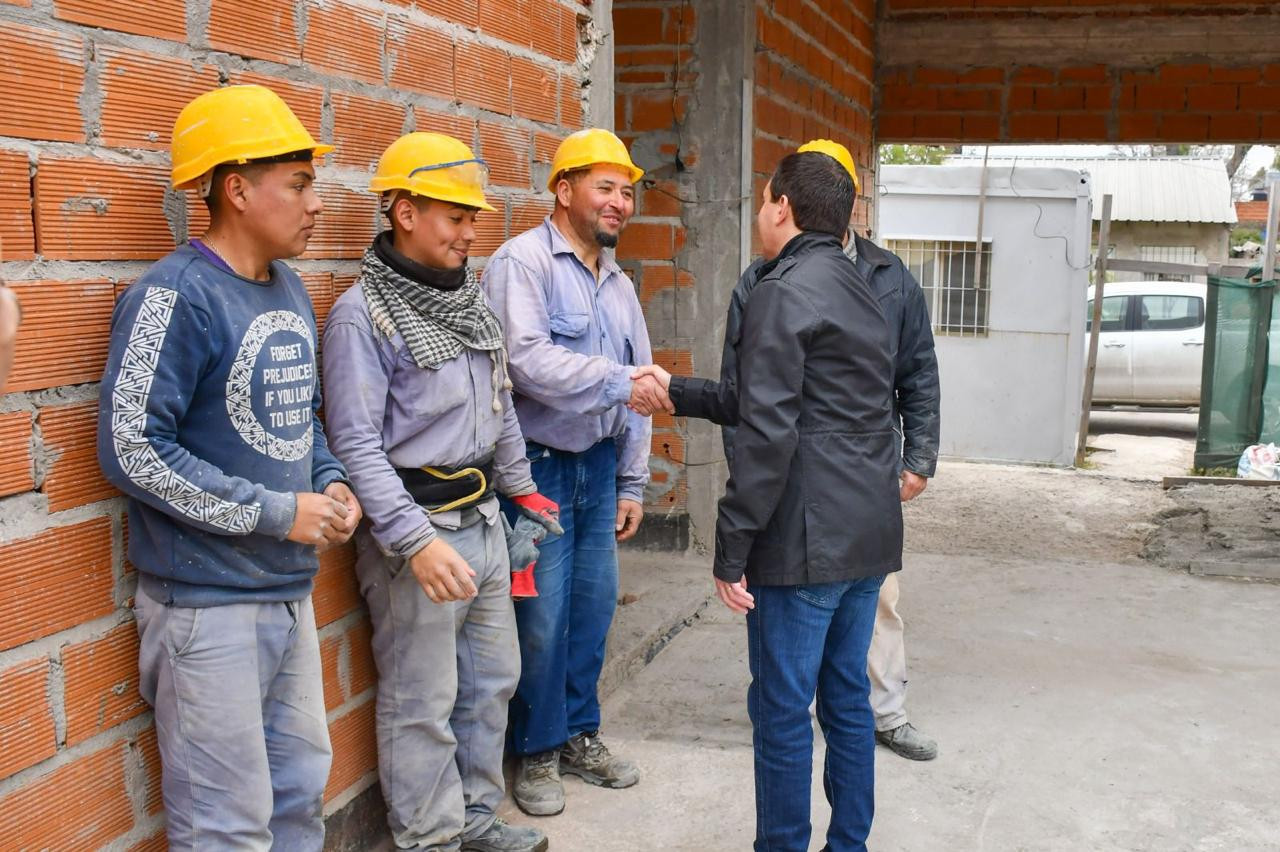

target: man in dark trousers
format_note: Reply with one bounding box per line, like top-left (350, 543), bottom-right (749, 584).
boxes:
top-left (702, 151), bottom-right (900, 850)
top-left (633, 140), bottom-right (942, 765)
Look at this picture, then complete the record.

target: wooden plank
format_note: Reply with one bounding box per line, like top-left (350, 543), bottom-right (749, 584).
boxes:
top-left (1260, 178), bottom-right (1279, 284)
top-left (1191, 560), bottom-right (1280, 580)
top-left (1161, 475), bottom-right (1280, 490)
top-left (1076, 194), bottom-right (1112, 467)
top-left (1106, 259), bottom-right (1253, 278)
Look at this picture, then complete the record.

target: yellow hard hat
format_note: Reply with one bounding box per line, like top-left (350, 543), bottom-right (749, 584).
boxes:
top-left (369, 132), bottom-right (495, 212)
top-left (797, 139), bottom-right (860, 195)
top-left (171, 85), bottom-right (333, 193)
top-left (547, 128), bottom-right (644, 192)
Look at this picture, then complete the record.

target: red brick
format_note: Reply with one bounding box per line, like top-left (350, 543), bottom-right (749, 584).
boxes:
top-left (54, 0), bottom-right (185, 40)
top-left (63, 623), bottom-right (146, 746)
top-left (1118, 112), bottom-right (1159, 141)
top-left (1058, 65), bottom-right (1108, 84)
top-left (0, 150), bottom-right (34, 261)
top-left (638, 264), bottom-right (694, 304)
top-left (1008, 113), bottom-right (1059, 141)
top-left (617, 69), bottom-right (669, 85)
top-left (651, 430), bottom-right (685, 464)
top-left (230, 74), bottom-right (325, 141)
top-left (511, 198), bottom-right (553, 236)
top-left (320, 631), bottom-right (343, 711)
top-left (324, 700), bottom-right (377, 801)
top-left (938, 88), bottom-right (996, 110)
top-left (0, 739), bottom-right (133, 848)
top-left (664, 3), bottom-right (697, 44)
top-left (613, 6), bottom-right (665, 46)
top-left (479, 121), bottom-right (531, 189)
top-left (1012, 66), bottom-right (1054, 84)
top-left (651, 347), bottom-right (693, 378)
top-left (617, 222), bottom-right (675, 261)
top-left (628, 91), bottom-right (685, 132)
top-left (534, 132), bottom-right (563, 166)
top-left (615, 46), bottom-right (692, 68)
top-left (0, 25), bottom-right (84, 143)
top-left (1209, 112), bottom-right (1260, 141)
top-left (1239, 86), bottom-right (1280, 110)
top-left (303, 0), bottom-right (384, 84)
top-left (332, 92), bottom-right (407, 169)
top-left (1134, 84), bottom-right (1186, 110)
top-left (961, 113), bottom-right (1000, 140)
top-left (876, 112), bottom-right (914, 141)
top-left (1064, 113), bottom-right (1108, 141)
top-left (347, 617), bottom-right (377, 698)
top-left (0, 658), bottom-right (56, 778)
top-left (512, 57), bottom-right (558, 125)
top-left (639, 179), bottom-right (684, 218)
top-left (914, 113), bottom-right (964, 141)
top-left (35, 158), bottom-right (174, 260)
top-left (1159, 113), bottom-right (1209, 141)
top-left (1186, 84), bottom-right (1238, 111)
top-left (0, 519), bottom-right (115, 652)
top-left (98, 47), bottom-right (220, 151)
top-left (1084, 84), bottom-right (1112, 110)
top-left (4, 279), bottom-right (114, 393)
top-left (209, 0), bottom-right (301, 64)
top-left (314, 543), bottom-right (360, 627)
top-left (456, 41), bottom-right (512, 115)
top-left (549, 1), bottom-right (580, 64)
top-left (1034, 86), bottom-right (1084, 110)
top-left (303, 183), bottom-right (378, 261)
top-left (301, 272), bottom-right (335, 326)
top-left (418, 0), bottom-right (478, 27)
top-left (1160, 63), bottom-right (1210, 84)
top-left (0, 411), bottom-right (33, 497)
top-left (477, 0), bottom-right (557, 53)
top-left (472, 196), bottom-right (508, 256)
top-left (387, 19), bottom-right (455, 99)
top-left (560, 74), bottom-right (583, 128)
top-left (1211, 66), bottom-right (1260, 84)
top-left (40, 401), bottom-right (118, 511)
top-left (415, 109), bottom-right (477, 143)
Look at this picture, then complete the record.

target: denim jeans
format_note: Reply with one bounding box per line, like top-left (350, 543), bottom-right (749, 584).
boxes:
top-left (134, 585), bottom-right (332, 851)
top-left (355, 500), bottom-right (519, 851)
top-left (506, 438), bottom-right (619, 756)
top-left (746, 575), bottom-right (886, 852)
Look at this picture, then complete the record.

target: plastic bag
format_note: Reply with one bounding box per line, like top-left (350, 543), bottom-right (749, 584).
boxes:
top-left (1237, 443), bottom-right (1280, 480)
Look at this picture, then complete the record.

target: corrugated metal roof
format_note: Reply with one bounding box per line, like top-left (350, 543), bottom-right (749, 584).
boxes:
top-left (945, 155), bottom-right (1237, 224)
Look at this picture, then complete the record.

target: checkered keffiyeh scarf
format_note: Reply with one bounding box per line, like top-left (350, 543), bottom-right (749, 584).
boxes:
top-left (359, 247), bottom-right (512, 410)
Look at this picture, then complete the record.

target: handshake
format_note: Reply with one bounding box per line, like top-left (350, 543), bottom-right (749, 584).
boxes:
top-left (626, 364), bottom-right (675, 417)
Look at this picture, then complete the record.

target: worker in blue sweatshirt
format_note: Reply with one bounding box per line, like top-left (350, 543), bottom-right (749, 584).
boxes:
top-left (96, 85), bottom-right (362, 851)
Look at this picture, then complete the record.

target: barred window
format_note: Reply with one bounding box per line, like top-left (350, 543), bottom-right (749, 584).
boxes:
top-left (884, 238), bottom-right (992, 336)
top-left (1139, 245), bottom-right (1202, 283)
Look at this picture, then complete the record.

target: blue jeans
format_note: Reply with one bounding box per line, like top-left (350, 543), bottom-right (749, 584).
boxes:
top-left (746, 575), bottom-right (886, 852)
top-left (134, 585), bottom-right (332, 851)
top-left (506, 438), bottom-right (619, 756)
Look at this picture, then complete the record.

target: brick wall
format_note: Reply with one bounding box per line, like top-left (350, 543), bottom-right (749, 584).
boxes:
top-left (878, 0), bottom-right (1280, 144)
top-left (754, 0), bottom-right (876, 233)
top-left (0, 0), bottom-right (588, 845)
top-left (612, 0), bottom-right (696, 518)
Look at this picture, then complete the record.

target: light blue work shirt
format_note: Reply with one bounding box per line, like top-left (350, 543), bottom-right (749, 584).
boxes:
top-left (482, 217), bottom-right (652, 503)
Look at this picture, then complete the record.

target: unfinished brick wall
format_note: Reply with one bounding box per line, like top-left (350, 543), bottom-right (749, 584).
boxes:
top-left (754, 0), bottom-right (876, 233)
top-left (613, 0), bottom-right (696, 518)
top-left (0, 0), bottom-right (587, 844)
top-left (878, 1), bottom-right (1280, 144)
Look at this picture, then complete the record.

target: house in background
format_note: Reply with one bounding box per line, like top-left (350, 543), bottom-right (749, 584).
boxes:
top-left (878, 164), bottom-right (1093, 467)
top-left (948, 155), bottom-right (1237, 282)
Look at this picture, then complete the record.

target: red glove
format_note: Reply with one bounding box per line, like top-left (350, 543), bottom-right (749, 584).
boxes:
top-left (512, 492), bottom-right (563, 536)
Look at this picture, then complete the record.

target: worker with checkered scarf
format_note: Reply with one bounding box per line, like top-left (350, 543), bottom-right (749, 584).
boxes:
top-left (321, 133), bottom-right (559, 852)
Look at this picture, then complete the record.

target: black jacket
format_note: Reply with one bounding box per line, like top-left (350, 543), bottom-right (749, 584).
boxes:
top-left (669, 233), bottom-right (940, 476)
top-left (703, 231), bottom-right (902, 586)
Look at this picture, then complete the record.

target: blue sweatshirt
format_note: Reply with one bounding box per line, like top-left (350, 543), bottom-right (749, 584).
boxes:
top-left (97, 245), bottom-right (347, 607)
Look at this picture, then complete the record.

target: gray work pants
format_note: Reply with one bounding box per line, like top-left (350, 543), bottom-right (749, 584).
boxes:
top-left (355, 501), bottom-right (519, 851)
top-left (134, 586), bottom-right (332, 851)
top-left (868, 571), bottom-right (910, 731)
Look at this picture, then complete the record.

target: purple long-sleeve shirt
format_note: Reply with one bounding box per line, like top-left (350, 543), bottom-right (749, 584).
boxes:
top-left (482, 217), bottom-right (652, 503)
top-left (321, 284), bottom-right (535, 558)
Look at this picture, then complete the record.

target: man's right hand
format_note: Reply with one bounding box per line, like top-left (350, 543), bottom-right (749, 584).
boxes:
top-left (628, 367), bottom-right (673, 416)
top-left (287, 492), bottom-right (350, 547)
top-left (409, 537), bottom-right (477, 604)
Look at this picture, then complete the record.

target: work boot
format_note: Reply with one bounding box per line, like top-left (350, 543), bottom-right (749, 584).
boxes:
top-left (875, 722), bottom-right (938, 761)
top-left (462, 818), bottom-right (549, 852)
top-left (560, 731), bottom-right (640, 788)
top-left (514, 750), bottom-right (564, 816)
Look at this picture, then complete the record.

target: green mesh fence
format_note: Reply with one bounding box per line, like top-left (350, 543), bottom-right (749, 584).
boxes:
top-left (1194, 273), bottom-right (1278, 470)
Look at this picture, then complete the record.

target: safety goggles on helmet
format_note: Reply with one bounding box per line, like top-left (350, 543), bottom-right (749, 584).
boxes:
top-left (377, 157), bottom-right (493, 213)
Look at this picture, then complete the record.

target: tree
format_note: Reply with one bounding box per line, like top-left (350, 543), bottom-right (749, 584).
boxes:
top-left (878, 144), bottom-right (949, 165)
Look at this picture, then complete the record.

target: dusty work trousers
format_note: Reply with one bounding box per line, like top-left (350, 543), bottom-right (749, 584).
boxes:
top-left (134, 585), bottom-right (332, 851)
top-left (867, 572), bottom-right (909, 732)
top-left (356, 502), bottom-right (520, 852)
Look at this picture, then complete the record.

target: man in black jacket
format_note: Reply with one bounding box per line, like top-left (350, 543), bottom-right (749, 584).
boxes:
top-left (634, 141), bottom-right (941, 765)
top-left (683, 151), bottom-right (899, 851)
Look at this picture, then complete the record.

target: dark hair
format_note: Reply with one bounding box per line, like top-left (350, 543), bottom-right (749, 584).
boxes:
top-left (767, 152), bottom-right (854, 237)
top-left (203, 149), bottom-right (315, 213)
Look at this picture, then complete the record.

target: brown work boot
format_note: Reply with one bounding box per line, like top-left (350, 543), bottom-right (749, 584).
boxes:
top-left (513, 750), bottom-right (564, 816)
top-left (559, 731), bottom-right (640, 789)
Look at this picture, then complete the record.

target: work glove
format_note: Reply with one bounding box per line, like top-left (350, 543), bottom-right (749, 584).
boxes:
top-left (503, 513), bottom-right (548, 599)
top-left (512, 492), bottom-right (563, 537)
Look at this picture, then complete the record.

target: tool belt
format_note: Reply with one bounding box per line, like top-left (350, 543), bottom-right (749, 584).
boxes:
top-left (395, 458), bottom-right (495, 513)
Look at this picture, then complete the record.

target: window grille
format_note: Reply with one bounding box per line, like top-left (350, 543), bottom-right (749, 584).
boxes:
top-left (1139, 245), bottom-right (1203, 282)
top-left (884, 239), bottom-right (992, 336)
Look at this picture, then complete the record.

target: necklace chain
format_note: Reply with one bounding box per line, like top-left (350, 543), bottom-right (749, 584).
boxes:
top-left (201, 234), bottom-right (234, 271)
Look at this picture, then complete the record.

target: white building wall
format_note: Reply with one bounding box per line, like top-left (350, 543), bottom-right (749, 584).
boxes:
top-left (877, 165), bottom-right (1093, 466)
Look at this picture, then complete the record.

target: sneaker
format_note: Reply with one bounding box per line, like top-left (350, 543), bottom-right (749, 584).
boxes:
top-left (560, 731), bottom-right (640, 789)
top-left (875, 722), bottom-right (938, 761)
top-left (462, 818), bottom-right (549, 852)
top-left (514, 750), bottom-right (564, 816)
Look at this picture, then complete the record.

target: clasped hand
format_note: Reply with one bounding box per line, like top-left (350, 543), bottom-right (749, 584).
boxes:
top-left (627, 364), bottom-right (675, 416)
